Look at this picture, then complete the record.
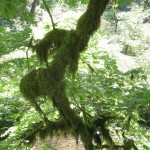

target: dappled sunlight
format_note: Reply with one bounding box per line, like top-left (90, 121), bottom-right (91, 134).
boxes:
top-left (0, 50), bottom-right (32, 63)
top-left (98, 39), bottom-right (137, 72)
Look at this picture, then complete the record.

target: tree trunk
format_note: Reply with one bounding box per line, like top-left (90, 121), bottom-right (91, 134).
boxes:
top-left (30, 0), bottom-right (39, 14)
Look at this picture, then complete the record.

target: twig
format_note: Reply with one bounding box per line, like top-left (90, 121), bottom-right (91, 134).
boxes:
top-left (81, 58), bottom-right (98, 75)
top-left (113, 12), bottom-right (118, 32)
top-left (112, 0), bottom-right (118, 32)
top-left (70, 91), bottom-right (91, 118)
top-left (42, 0), bottom-right (55, 30)
top-left (26, 35), bottom-right (34, 71)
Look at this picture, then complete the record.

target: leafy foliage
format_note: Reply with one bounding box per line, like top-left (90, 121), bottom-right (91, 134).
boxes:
top-left (0, 0), bottom-right (26, 18)
top-left (0, 0), bottom-right (34, 22)
top-left (50, 0), bottom-right (89, 6)
top-left (0, 27), bottom-right (32, 55)
top-left (116, 0), bottom-right (135, 7)
top-left (64, 0), bottom-right (89, 7)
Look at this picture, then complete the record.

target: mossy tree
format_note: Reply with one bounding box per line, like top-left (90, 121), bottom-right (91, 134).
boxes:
top-left (19, 0), bottom-right (138, 150)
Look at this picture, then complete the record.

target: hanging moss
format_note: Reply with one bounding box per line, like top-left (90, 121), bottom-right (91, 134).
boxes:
top-left (33, 29), bottom-right (70, 64)
top-left (22, 122), bottom-right (43, 145)
top-left (61, 30), bottom-right (80, 75)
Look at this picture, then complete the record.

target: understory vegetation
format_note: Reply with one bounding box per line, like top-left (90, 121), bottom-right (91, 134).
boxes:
top-left (0, 0), bottom-right (150, 150)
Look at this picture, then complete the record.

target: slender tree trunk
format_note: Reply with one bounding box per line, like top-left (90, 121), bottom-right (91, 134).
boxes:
top-left (30, 0), bottom-right (39, 14)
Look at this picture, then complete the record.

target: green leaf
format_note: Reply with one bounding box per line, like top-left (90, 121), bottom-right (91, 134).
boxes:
top-left (116, 0), bottom-right (135, 7)
top-left (5, 3), bottom-right (17, 18)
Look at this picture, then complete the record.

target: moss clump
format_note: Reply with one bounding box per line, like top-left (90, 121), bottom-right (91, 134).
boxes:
top-left (62, 30), bottom-right (80, 75)
top-left (19, 69), bottom-right (42, 100)
top-left (33, 29), bottom-right (70, 65)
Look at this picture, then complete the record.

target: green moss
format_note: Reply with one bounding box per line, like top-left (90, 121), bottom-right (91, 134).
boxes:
top-left (33, 29), bottom-right (70, 65)
top-left (76, 0), bottom-right (109, 38)
top-left (19, 70), bottom-right (41, 100)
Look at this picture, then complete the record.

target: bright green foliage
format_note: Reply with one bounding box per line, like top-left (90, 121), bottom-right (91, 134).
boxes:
top-left (52, 0), bottom-right (89, 7)
top-left (116, 0), bottom-right (135, 7)
top-left (0, 27), bottom-right (32, 55)
top-left (64, 0), bottom-right (89, 7)
top-left (67, 50), bottom-right (150, 149)
top-left (0, 0), bottom-right (35, 22)
top-left (0, 0), bottom-right (27, 18)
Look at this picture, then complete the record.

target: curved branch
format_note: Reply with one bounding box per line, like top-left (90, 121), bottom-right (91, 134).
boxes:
top-left (42, 0), bottom-right (55, 30)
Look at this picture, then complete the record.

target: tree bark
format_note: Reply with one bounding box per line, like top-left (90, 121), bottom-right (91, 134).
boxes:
top-left (30, 0), bottom-right (39, 14)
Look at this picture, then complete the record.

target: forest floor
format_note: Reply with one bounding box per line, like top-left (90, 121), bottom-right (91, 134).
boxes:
top-left (34, 136), bottom-right (84, 150)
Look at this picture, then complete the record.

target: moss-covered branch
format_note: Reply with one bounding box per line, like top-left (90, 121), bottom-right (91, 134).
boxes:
top-left (76, 0), bottom-right (109, 37)
top-left (20, 0), bottom-right (111, 149)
